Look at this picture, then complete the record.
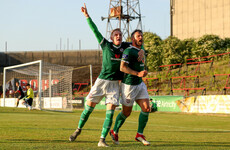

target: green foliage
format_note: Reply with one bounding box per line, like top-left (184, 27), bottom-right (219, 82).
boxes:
top-left (144, 33), bottom-right (229, 70)
top-left (224, 37), bottom-right (230, 49)
top-left (143, 32), bottom-right (163, 71)
top-left (191, 34), bottom-right (225, 58)
top-left (181, 38), bottom-right (195, 63)
top-left (161, 36), bottom-right (183, 66)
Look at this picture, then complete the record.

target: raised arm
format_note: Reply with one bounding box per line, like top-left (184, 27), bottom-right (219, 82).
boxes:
top-left (81, 3), bottom-right (104, 44)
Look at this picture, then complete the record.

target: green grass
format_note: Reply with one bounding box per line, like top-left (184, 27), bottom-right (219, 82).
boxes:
top-left (0, 107), bottom-right (230, 150)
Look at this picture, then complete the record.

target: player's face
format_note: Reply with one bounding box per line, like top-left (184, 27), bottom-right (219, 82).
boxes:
top-left (16, 82), bottom-right (19, 86)
top-left (111, 30), bottom-right (122, 46)
top-left (26, 86), bottom-right (30, 89)
top-left (133, 31), bottom-right (143, 47)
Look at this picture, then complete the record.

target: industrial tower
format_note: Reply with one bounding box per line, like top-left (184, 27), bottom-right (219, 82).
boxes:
top-left (102, 0), bottom-right (142, 42)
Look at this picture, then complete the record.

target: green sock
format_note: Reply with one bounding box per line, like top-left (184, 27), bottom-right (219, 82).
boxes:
top-left (101, 110), bottom-right (114, 138)
top-left (113, 112), bottom-right (127, 133)
top-left (137, 111), bottom-right (149, 134)
top-left (78, 105), bottom-right (94, 129)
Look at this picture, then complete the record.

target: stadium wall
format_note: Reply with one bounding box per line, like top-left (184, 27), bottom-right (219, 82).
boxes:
top-left (0, 50), bottom-right (102, 69)
top-left (0, 50), bottom-right (102, 84)
top-left (171, 0), bottom-right (230, 39)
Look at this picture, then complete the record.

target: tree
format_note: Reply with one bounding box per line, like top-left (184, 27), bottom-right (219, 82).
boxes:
top-left (192, 34), bottom-right (225, 58)
top-left (181, 38), bottom-right (195, 62)
top-left (143, 32), bottom-right (163, 71)
top-left (161, 36), bottom-right (184, 67)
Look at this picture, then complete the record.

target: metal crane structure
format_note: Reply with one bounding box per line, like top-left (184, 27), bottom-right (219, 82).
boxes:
top-left (101, 0), bottom-right (142, 42)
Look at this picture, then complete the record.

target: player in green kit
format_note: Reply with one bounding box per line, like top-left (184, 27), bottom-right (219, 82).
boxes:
top-left (69, 4), bottom-right (144, 147)
top-left (110, 29), bottom-right (151, 146)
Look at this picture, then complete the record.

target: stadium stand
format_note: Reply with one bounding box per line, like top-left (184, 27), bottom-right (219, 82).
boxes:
top-left (73, 83), bottom-right (89, 95)
top-left (186, 60), bottom-right (213, 74)
top-left (159, 63), bottom-right (182, 77)
top-left (170, 75), bottom-right (206, 96)
top-left (143, 77), bottom-right (160, 95)
top-left (212, 74), bottom-right (230, 95)
top-left (187, 52), bottom-right (230, 61)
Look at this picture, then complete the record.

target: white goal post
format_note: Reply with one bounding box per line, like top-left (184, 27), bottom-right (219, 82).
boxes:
top-left (2, 60), bottom-right (76, 111)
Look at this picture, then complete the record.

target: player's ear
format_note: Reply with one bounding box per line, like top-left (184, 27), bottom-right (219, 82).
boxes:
top-left (110, 34), bottom-right (114, 41)
top-left (131, 36), bottom-right (134, 41)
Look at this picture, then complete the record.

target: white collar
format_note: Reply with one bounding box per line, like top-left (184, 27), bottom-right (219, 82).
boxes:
top-left (112, 44), bottom-right (121, 49)
top-left (130, 45), bottom-right (141, 51)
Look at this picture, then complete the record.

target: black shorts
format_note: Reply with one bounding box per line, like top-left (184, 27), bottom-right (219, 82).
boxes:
top-left (25, 98), bottom-right (33, 106)
top-left (18, 95), bottom-right (24, 100)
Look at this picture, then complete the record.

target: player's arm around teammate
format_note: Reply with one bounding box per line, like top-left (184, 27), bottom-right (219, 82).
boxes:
top-left (110, 30), bottom-right (151, 146)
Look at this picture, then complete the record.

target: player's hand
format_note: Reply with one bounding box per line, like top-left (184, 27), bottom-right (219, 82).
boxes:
top-left (137, 70), bottom-right (148, 77)
top-left (138, 49), bottom-right (144, 62)
top-left (81, 3), bottom-right (89, 18)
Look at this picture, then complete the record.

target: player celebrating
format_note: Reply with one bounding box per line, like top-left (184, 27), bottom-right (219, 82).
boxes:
top-left (69, 3), bottom-right (142, 147)
top-left (110, 29), bottom-right (151, 146)
top-left (15, 81), bottom-right (25, 107)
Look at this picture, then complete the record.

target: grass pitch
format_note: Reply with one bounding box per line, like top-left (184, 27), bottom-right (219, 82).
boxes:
top-left (0, 107), bottom-right (230, 150)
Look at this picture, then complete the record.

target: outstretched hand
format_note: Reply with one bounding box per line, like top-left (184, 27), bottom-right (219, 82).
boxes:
top-left (81, 3), bottom-right (89, 18)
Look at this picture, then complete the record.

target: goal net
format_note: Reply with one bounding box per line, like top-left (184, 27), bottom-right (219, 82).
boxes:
top-left (2, 60), bottom-right (73, 111)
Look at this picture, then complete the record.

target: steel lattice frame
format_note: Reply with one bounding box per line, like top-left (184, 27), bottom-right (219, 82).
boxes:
top-left (102, 0), bottom-right (142, 41)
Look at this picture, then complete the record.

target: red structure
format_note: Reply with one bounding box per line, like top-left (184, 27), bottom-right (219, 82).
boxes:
top-left (73, 83), bottom-right (89, 95)
top-left (187, 52), bottom-right (230, 61)
top-left (159, 63), bottom-right (182, 77)
top-left (170, 75), bottom-right (206, 96)
top-left (143, 77), bottom-right (159, 95)
top-left (213, 74), bottom-right (230, 95)
top-left (186, 60), bottom-right (213, 74)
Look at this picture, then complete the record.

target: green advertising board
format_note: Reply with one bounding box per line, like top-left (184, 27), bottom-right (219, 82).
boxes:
top-left (149, 96), bottom-right (183, 112)
top-left (84, 95), bottom-right (184, 112)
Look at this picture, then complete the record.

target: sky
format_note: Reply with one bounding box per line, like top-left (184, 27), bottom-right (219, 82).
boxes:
top-left (0, 0), bottom-right (170, 52)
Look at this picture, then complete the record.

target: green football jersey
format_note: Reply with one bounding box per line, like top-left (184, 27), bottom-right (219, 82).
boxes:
top-left (99, 40), bottom-right (131, 80)
top-left (121, 46), bottom-right (145, 85)
top-left (87, 17), bottom-right (131, 80)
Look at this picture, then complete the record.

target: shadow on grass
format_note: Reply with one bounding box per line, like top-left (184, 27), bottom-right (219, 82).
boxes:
top-left (2, 127), bottom-right (102, 131)
top-left (157, 130), bottom-right (230, 133)
top-left (4, 139), bottom-right (97, 144)
top-left (2, 139), bottom-right (230, 148)
top-left (118, 140), bottom-right (230, 148)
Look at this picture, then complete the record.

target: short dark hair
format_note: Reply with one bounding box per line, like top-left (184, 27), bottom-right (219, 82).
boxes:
top-left (150, 98), bottom-right (153, 101)
top-left (26, 83), bottom-right (30, 86)
top-left (131, 29), bottom-right (143, 38)
top-left (110, 28), bottom-right (122, 39)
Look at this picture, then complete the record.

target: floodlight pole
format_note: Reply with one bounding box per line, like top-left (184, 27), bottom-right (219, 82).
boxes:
top-left (102, 0), bottom-right (142, 41)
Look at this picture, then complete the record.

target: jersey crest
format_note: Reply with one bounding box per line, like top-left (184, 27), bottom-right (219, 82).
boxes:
top-left (122, 54), bottom-right (129, 59)
top-left (115, 54), bottom-right (121, 58)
